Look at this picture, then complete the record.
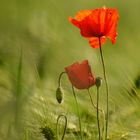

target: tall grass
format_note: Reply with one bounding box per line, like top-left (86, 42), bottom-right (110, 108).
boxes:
top-left (0, 0), bottom-right (140, 139)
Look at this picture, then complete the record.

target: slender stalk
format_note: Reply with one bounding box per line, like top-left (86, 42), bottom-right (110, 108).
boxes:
top-left (87, 89), bottom-right (103, 113)
top-left (87, 89), bottom-right (105, 140)
top-left (87, 88), bottom-right (101, 140)
top-left (72, 85), bottom-right (83, 140)
top-left (58, 72), bottom-right (66, 87)
top-left (56, 72), bottom-right (66, 104)
top-left (96, 87), bottom-right (101, 140)
top-left (56, 114), bottom-right (67, 140)
top-left (99, 37), bottom-right (109, 140)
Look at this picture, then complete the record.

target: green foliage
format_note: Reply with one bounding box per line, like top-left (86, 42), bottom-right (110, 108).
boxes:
top-left (0, 0), bottom-right (140, 140)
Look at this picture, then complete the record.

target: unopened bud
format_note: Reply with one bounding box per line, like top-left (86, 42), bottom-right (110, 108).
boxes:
top-left (95, 77), bottom-right (102, 88)
top-left (56, 87), bottom-right (64, 104)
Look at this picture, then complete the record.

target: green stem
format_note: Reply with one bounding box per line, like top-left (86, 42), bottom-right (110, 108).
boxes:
top-left (97, 87), bottom-right (101, 140)
top-left (87, 89), bottom-right (103, 113)
top-left (99, 37), bottom-right (109, 140)
top-left (88, 89), bottom-right (102, 140)
top-left (72, 85), bottom-right (83, 140)
top-left (58, 72), bottom-right (66, 87)
top-left (56, 114), bottom-right (67, 140)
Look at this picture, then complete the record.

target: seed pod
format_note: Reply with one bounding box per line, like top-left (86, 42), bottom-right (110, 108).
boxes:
top-left (95, 77), bottom-right (102, 88)
top-left (56, 87), bottom-right (64, 104)
top-left (40, 126), bottom-right (55, 140)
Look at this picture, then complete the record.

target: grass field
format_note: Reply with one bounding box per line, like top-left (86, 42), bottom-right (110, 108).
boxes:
top-left (0, 0), bottom-right (140, 140)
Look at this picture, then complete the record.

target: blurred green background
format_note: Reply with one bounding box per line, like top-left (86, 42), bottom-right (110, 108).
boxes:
top-left (0, 0), bottom-right (140, 140)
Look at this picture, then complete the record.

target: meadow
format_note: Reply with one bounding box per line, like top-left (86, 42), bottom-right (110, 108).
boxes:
top-left (0, 0), bottom-right (140, 140)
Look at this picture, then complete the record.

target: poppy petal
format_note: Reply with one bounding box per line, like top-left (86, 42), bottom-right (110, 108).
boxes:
top-left (105, 9), bottom-right (119, 44)
top-left (98, 8), bottom-right (107, 35)
top-left (74, 10), bottom-right (92, 21)
top-left (68, 10), bottom-right (92, 28)
top-left (89, 36), bottom-right (106, 48)
top-left (80, 8), bottom-right (107, 37)
top-left (69, 17), bottom-right (80, 28)
top-left (80, 19), bottom-right (96, 37)
top-left (69, 7), bottom-right (119, 48)
top-left (107, 23), bottom-right (117, 44)
top-left (65, 60), bottom-right (95, 89)
top-left (80, 10), bottom-right (100, 37)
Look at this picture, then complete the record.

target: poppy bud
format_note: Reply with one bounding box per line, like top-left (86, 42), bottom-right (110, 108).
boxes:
top-left (56, 87), bottom-right (64, 104)
top-left (95, 77), bottom-right (102, 88)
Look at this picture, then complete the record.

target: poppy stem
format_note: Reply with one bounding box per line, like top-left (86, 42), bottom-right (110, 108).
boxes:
top-left (96, 86), bottom-right (101, 140)
top-left (87, 88), bottom-right (103, 140)
top-left (72, 85), bottom-right (83, 140)
top-left (56, 114), bottom-right (67, 140)
top-left (87, 89), bottom-right (104, 113)
top-left (98, 37), bottom-right (109, 140)
top-left (58, 72), bottom-right (66, 87)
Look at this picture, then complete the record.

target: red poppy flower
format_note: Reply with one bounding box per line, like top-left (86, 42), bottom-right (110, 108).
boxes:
top-left (69, 7), bottom-right (119, 48)
top-left (65, 60), bottom-right (96, 89)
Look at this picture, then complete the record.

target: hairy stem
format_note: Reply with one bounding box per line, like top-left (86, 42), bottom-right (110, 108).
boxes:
top-left (88, 89), bottom-right (105, 140)
top-left (58, 72), bottom-right (66, 87)
top-left (97, 87), bottom-right (101, 140)
top-left (72, 85), bottom-right (83, 140)
top-left (88, 88), bottom-right (103, 140)
top-left (56, 114), bottom-right (67, 140)
top-left (99, 37), bottom-right (109, 140)
top-left (87, 89), bottom-right (103, 113)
